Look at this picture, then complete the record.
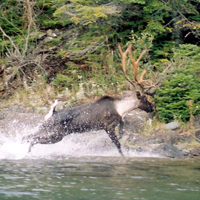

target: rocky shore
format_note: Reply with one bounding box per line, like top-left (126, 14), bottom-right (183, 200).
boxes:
top-left (0, 104), bottom-right (200, 158)
top-left (123, 110), bottom-right (200, 158)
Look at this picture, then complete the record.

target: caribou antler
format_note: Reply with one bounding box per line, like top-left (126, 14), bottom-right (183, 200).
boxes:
top-left (117, 44), bottom-right (156, 94)
top-left (117, 44), bottom-right (135, 87)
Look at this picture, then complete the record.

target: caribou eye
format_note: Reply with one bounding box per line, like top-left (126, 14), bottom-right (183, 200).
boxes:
top-left (136, 91), bottom-right (141, 99)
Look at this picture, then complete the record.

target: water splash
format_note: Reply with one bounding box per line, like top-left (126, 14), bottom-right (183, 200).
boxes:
top-left (0, 135), bottom-right (29, 160)
top-left (0, 116), bottom-right (157, 160)
top-left (0, 131), bottom-right (158, 160)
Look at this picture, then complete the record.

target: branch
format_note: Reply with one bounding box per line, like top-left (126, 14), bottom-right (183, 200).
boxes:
top-left (23, 0), bottom-right (35, 56)
top-left (0, 26), bottom-right (22, 59)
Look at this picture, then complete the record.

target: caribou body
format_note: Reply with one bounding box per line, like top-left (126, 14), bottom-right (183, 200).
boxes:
top-left (24, 91), bottom-right (153, 156)
top-left (24, 44), bottom-right (159, 156)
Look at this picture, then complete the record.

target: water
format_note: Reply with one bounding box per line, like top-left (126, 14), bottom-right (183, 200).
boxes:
top-left (0, 114), bottom-right (200, 199)
top-left (0, 157), bottom-right (199, 200)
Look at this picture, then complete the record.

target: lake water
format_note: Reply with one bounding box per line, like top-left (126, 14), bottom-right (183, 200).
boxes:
top-left (0, 157), bottom-right (199, 200)
top-left (0, 118), bottom-right (199, 200)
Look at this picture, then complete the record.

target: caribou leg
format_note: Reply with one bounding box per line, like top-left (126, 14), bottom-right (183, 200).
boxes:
top-left (28, 140), bottom-right (37, 153)
top-left (106, 127), bottom-right (124, 156)
top-left (118, 120), bottom-right (124, 140)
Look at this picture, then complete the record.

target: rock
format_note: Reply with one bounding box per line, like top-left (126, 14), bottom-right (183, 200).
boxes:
top-left (0, 113), bottom-right (6, 120)
top-left (193, 114), bottom-right (200, 129)
top-left (46, 29), bottom-right (57, 37)
top-left (34, 106), bottom-right (48, 114)
top-left (165, 121), bottom-right (180, 130)
top-left (195, 129), bottom-right (200, 142)
top-left (1, 105), bottom-right (32, 113)
top-left (176, 142), bottom-right (187, 151)
top-left (123, 110), bottom-right (150, 134)
top-left (44, 36), bottom-right (53, 43)
top-left (184, 134), bottom-right (194, 143)
top-left (190, 148), bottom-right (200, 157)
top-left (37, 32), bottom-right (46, 40)
top-left (151, 143), bottom-right (184, 158)
top-left (153, 132), bottom-right (180, 144)
top-left (0, 112), bottom-right (6, 120)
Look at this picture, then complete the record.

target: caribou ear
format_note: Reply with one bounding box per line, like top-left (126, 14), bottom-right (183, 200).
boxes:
top-left (136, 91), bottom-right (142, 99)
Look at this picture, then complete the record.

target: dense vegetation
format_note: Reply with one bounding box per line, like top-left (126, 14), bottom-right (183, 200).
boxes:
top-left (155, 44), bottom-right (200, 122)
top-left (0, 0), bottom-right (200, 122)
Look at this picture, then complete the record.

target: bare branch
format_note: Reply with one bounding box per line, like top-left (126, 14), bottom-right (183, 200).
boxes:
top-left (0, 26), bottom-right (22, 60)
top-left (23, 0), bottom-right (36, 56)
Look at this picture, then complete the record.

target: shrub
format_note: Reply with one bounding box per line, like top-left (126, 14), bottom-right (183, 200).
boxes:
top-left (155, 44), bottom-right (200, 122)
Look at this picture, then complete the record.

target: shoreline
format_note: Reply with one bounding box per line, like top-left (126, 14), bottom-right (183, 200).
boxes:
top-left (0, 104), bottom-right (200, 159)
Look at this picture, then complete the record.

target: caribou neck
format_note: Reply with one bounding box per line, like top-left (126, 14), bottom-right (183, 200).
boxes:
top-left (114, 96), bottom-right (139, 118)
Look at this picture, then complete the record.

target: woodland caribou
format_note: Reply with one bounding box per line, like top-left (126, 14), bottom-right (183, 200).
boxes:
top-left (24, 44), bottom-right (156, 156)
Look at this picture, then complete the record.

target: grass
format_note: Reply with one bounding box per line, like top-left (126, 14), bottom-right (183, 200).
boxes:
top-left (141, 117), bottom-right (166, 135)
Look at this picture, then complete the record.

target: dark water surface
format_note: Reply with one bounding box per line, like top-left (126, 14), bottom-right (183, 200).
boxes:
top-left (0, 157), bottom-right (199, 200)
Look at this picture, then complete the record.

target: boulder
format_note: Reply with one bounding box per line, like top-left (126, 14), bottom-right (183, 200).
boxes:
top-left (123, 110), bottom-right (151, 134)
top-left (152, 132), bottom-right (180, 145)
top-left (151, 143), bottom-right (184, 158)
top-left (165, 121), bottom-right (180, 130)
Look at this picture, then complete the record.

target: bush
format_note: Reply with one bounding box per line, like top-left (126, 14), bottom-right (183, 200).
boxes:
top-left (155, 44), bottom-right (200, 122)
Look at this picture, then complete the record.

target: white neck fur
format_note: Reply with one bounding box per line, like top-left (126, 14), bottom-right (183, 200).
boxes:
top-left (114, 96), bottom-right (139, 118)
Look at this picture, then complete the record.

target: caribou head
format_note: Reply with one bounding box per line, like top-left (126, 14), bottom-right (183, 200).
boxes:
top-left (117, 43), bottom-right (159, 105)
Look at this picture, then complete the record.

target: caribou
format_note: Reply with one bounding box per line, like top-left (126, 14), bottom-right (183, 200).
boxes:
top-left (24, 44), bottom-right (156, 156)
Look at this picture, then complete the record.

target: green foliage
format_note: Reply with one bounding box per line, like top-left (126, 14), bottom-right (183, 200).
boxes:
top-left (53, 49), bottom-right (126, 94)
top-left (1, 0), bottom-right (200, 104)
top-left (151, 39), bottom-right (174, 61)
top-left (36, 0), bottom-right (64, 28)
top-left (53, 0), bottom-right (121, 26)
top-left (119, 0), bottom-right (145, 3)
top-left (0, 0), bottom-right (23, 36)
top-left (155, 44), bottom-right (200, 122)
top-left (130, 32), bottom-right (154, 50)
top-left (53, 73), bottom-right (74, 90)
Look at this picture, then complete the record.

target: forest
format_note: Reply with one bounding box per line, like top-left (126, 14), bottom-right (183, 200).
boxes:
top-left (0, 0), bottom-right (200, 123)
